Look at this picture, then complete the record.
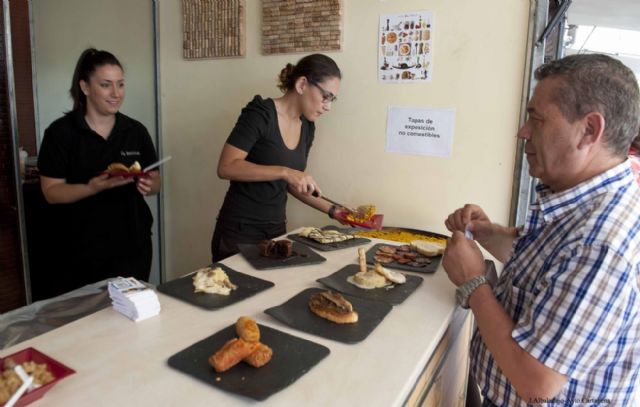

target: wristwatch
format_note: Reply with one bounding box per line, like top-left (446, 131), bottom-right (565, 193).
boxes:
top-left (456, 275), bottom-right (491, 309)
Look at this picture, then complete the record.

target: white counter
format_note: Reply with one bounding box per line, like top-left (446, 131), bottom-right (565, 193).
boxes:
top-left (1, 236), bottom-right (461, 406)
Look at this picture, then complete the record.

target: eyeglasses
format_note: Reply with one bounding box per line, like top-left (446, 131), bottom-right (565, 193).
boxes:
top-left (308, 79), bottom-right (337, 104)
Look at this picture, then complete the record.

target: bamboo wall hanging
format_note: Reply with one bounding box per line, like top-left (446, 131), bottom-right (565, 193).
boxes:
top-left (182, 0), bottom-right (246, 59)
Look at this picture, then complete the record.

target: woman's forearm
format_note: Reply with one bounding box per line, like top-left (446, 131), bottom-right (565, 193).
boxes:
top-left (41, 181), bottom-right (96, 204)
top-left (218, 158), bottom-right (288, 183)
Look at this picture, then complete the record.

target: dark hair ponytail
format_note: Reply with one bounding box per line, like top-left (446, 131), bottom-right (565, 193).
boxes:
top-left (70, 48), bottom-right (123, 112)
top-left (277, 53), bottom-right (341, 92)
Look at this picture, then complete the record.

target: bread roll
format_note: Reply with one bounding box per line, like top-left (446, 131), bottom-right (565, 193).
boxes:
top-left (243, 342), bottom-right (273, 368)
top-left (235, 316), bottom-right (260, 343)
top-left (410, 240), bottom-right (445, 257)
top-left (208, 338), bottom-right (257, 373)
top-left (106, 163), bottom-right (129, 173)
top-left (129, 161), bottom-right (142, 173)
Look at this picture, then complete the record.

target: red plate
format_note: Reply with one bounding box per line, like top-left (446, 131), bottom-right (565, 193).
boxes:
top-left (101, 171), bottom-right (150, 178)
top-left (0, 347), bottom-right (75, 407)
top-left (334, 213), bottom-right (384, 230)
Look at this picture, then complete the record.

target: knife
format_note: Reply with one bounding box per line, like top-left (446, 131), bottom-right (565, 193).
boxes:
top-left (311, 191), bottom-right (352, 211)
top-left (143, 156), bottom-right (172, 172)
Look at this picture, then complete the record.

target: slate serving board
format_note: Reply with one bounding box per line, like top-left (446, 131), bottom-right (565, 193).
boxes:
top-left (316, 264), bottom-right (423, 305)
top-left (167, 323), bottom-right (330, 401)
top-left (365, 243), bottom-right (441, 274)
top-left (264, 287), bottom-right (392, 344)
top-left (157, 263), bottom-right (274, 310)
top-left (237, 242), bottom-right (326, 270)
top-left (286, 231), bottom-right (370, 252)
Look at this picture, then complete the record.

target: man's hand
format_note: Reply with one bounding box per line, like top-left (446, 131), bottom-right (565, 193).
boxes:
top-left (445, 204), bottom-right (493, 240)
top-left (445, 204), bottom-right (517, 262)
top-left (442, 231), bottom-right (486, 286)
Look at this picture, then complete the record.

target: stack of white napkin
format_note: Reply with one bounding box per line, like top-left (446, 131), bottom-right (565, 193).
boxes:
top-left (108, 277), bottom-right (161, 321)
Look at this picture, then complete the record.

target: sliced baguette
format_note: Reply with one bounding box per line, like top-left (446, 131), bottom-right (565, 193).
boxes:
top-left (410, 240), bottom-right (445, 257)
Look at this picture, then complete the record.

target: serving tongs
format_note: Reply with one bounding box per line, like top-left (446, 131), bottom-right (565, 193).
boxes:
top-left (312, 191), bottom-right (383, 230)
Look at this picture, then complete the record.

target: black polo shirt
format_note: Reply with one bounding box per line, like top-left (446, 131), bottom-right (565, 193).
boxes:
top-left (218, 95), bottom-right (315, 224)
top-left (38, 110), bottom-right (157, 257)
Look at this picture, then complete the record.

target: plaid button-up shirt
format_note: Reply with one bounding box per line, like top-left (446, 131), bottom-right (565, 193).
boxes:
top-left (472, 161), bottom-right (640, 406)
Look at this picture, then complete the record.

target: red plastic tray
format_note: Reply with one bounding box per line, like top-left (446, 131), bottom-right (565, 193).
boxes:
top-left (101, 171), bottom-right (150, 178)
top-left (0, 347), bottom-right (75, 407)
top-left (334, 213), bottom-right (384, 230)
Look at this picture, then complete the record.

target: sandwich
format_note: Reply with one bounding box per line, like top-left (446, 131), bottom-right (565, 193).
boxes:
top-left (105, 161), bottom-right (143, 175)
top-left (308, 290), bottom-right (358, 324)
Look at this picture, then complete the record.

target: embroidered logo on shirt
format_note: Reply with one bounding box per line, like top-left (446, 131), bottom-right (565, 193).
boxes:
top-left (121, 151), bottom-right (141, 157)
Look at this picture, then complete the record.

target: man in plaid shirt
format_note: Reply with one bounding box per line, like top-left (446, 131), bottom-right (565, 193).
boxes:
top-left (443, 54), bottom-right (640, 406)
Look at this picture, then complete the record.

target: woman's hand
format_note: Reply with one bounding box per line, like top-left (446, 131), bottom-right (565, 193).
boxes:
top-left (285, 168), bottom-right (321, 196)
top-left (87, 173), bottom-right (133, 194)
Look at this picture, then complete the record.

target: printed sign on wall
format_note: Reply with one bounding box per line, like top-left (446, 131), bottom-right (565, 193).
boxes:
top-left (379, 11), bottom-right (433, 83)
top-left (385, 106), bottom-right (455, 157)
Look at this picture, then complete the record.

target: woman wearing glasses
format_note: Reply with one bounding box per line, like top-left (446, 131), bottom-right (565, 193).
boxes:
top-left (211, 53), bottom-right (344, 262)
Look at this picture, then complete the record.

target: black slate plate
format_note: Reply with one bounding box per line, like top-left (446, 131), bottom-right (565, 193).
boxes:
top-left (237, 241), bottom-right (326, 270)
top-left (167, 323), bottom-right (330, 401)
top-left (365, 243), bottom-right (441, 274)
top-left (287, 230), bottom-right (370, 252)
top-left (264, 287), bottom-right (392, 344)
top-left (157, 263), bottom-right (274, 310)
top-left (316, 264), bottom-right (423, 305)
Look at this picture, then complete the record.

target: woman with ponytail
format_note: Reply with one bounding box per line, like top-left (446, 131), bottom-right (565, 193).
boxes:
top-left (211, 53), bottom-right (345, 261)
top-left (36, 48), bottom-right (160, 298)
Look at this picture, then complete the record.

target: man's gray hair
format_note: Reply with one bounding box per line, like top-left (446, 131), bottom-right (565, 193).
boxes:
top-left (535, 54), bottom-right (640, 157)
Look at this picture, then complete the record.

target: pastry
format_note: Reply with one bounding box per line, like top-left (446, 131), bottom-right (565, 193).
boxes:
top-left (236, 316), bottom-right (260, 343)
top-left (209, 338), bottom-right (258, 373)
top-left (243, 343), bottom-right (273, 368)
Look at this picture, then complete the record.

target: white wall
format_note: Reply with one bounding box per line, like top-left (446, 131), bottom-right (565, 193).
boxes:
top-left (32, 0), bottom-right (155, 140)
top-left (159, 0), bottom-right (530, 279)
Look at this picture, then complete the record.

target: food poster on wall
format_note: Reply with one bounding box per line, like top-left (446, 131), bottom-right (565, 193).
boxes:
top-left (385, 106), bottom-right (455, 157)
top-left (379, 11), bottom-right (433, 83)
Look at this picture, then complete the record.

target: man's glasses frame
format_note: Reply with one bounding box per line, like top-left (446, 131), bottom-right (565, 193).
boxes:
top-left (308, 79), bottom-right (337, 103)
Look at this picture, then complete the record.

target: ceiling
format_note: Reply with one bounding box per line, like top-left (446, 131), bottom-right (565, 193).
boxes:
top-left (567, 0), bottom-right (640, 31)
top-left (564, 0), bottom-right (640, 77)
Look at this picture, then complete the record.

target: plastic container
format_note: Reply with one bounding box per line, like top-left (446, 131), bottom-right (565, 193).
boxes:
top-left (18, 148), bottom-right (28, 179)
top-left (0, 347), bottom-right (75, 407)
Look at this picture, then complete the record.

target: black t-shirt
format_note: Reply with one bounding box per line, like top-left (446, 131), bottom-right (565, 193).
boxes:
top-left (218, 95), bottom-right (315, 223)
top-left (37, 110), bottom-right (157, 257)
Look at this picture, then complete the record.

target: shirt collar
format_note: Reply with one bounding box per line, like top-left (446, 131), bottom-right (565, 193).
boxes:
top-left (72, 109), bottom-right (129, 136)
top-left (523, 160), bottom-right (634, 233)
